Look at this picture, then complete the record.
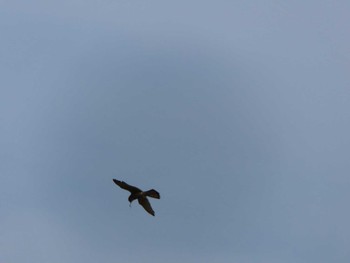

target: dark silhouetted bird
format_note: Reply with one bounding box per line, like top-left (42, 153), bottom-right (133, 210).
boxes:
top-left (112, 179), bottom-right (160, 216)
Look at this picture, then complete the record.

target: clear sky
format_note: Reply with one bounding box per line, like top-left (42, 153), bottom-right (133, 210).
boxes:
top-left (1, 1), bottom-right (350, 262)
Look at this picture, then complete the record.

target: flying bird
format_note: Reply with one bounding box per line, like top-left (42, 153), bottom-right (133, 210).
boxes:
top-left (112, 179), bottom-right (160, 216)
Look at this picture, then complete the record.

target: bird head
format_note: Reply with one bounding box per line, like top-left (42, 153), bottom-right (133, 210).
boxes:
top-left (128, 195), bottom-right (136, 203)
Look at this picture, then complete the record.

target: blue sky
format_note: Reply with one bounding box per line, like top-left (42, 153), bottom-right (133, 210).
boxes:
top-left (1, 1), bottom-right (350, 262)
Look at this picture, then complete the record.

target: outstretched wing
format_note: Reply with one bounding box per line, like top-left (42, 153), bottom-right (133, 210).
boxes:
top-left (144, 189), bottom-right (160, 199)
top-left (113, 179), bottom-right (141, 193)
top-left (138, 197), bottom-right (155, 216)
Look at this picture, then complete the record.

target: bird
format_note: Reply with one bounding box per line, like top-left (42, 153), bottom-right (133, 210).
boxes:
top-left (112, 179), bottom-right (160, 216)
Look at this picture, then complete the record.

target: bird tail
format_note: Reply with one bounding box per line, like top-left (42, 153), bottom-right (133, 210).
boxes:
top-left (145, 189), bottom-right (160, 199)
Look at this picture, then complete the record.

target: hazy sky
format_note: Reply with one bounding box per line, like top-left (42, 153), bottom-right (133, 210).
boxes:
top-left (1, 1), bottom-right (350, 262)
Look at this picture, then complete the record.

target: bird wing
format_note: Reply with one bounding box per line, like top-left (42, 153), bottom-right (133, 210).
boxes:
top-left (113, 179), bottom-right (141, 193)
top-left (144, 189), bottom-right (160, 199)
top-left (138, 197), bottom-right (155, 216)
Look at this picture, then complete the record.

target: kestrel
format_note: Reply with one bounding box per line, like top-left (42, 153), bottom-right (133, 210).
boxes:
top-left (112, 179), bottom-right (160, 216)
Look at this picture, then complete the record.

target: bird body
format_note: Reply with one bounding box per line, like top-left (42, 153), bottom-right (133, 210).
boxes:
top-left (113, 179), bottom-right (160, 216)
